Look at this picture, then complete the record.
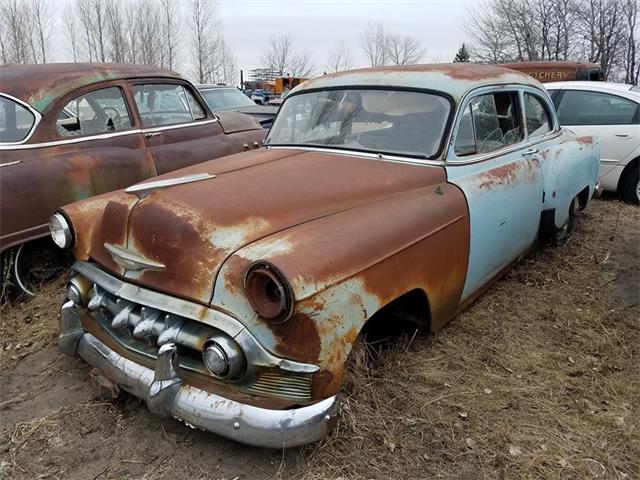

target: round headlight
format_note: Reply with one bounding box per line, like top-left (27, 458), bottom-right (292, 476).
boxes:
top-left (244, 263), bottom-right (293, 322)
top-left (49, 213), bottom-right (73, 249)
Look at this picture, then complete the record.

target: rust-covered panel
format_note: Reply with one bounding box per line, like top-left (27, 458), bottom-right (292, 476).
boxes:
top-left (0, 62), bottom-right (181, 113)
top-left (212, 182), bottom-right (470, 399)
top-left (115, 150), bottom-right (451, 304)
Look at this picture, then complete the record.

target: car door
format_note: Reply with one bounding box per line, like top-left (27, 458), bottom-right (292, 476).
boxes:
top-left (445, 87), bottom-right (544, 302)
top-left (129, 80), bottom-right (240, 174)
top-left (0, 82), bottom-right (155, 250)
top-left (554, 89), bottom-right (640, 175)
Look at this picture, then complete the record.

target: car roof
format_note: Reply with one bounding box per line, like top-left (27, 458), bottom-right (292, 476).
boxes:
top-left (0, 62), bottom-right (182, 113)
top-left (295, 63), bottom-right (544, 102)
top-left (545, 81), bottom-right (637, 95)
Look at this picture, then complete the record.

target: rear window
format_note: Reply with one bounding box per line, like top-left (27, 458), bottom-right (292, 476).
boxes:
top-left (0, 96), bottom-right (36, 143)
top-left (200, 87), bottom-right (255, 111)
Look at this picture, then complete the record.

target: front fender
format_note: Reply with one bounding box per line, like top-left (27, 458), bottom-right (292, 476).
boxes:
top-left (212, 183), bottom-right (470, 396)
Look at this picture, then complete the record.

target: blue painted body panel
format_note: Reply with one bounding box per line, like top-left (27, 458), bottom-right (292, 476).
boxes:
top-left (445, 89), bottom-right (599, 302)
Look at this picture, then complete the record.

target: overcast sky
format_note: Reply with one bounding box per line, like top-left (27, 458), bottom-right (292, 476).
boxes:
top-left (220, 0), bottom-right (469, 76)
top-left (51, 0), bottom-right (470, 81)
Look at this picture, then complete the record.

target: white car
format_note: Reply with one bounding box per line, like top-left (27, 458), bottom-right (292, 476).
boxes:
top-left (546, 81), bottom-right (640, 204)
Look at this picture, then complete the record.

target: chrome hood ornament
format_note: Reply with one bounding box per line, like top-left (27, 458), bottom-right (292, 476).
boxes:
top-left (104, 243), bottom-right (166, 272)
top-left (125, 173), bottom-right (215, 198)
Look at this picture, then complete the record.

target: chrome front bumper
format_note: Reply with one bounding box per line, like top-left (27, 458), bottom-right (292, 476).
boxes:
top-left (59, 301), bottom-right (338, 448)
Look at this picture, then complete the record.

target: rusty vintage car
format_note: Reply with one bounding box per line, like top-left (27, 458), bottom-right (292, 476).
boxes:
top-left (0, 63), bottom-right (265, 301)
top-left (53, 64), bottom-right (599, 447)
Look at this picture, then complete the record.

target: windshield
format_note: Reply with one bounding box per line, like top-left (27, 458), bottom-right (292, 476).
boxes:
top-left (199, 87), bottom-right (255, 111)
top-left (0, 96), bottom-right (36, 144)
top-left (266, 88), bottom-right (451, 159)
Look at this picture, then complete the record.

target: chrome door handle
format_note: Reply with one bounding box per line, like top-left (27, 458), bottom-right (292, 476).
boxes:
top-left (144, 132), bottom-right (162, 138)
top-left (522, 148), bottom-right (539, 156)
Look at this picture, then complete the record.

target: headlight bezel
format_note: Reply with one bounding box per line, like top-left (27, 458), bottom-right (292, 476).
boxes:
top-left (243, 261), bottom-right (294, 323)
top-left (49, 212), bottom-right (74, 249)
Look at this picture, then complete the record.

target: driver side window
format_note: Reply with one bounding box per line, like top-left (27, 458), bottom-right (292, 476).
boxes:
top-left (57, 86), bottom-right (132, 137)
top-left (454, 91), bottom-right (523, 156)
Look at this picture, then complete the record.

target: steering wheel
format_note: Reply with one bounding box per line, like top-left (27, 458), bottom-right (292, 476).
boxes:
top-left (478, 127), bottom-right (503, 152)
top-left (100, 107), bottom-right (122, 126)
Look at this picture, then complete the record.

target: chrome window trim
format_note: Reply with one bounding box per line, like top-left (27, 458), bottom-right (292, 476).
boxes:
top-left (267, 145), bottom-right (444, 167)
top-left (0, 118), bottom-right (218, 151)
top-left (0, 92), bottom-right (42, 146)
top-left (142, 117), bottom-right (218, 133)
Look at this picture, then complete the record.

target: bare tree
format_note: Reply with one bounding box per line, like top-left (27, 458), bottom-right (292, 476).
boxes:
top-left (159, 0), bottom-right (180, 69)
top-left (261, 34), bottom-right (293, 74)
top-left (76, 0), bottom-right (108, 62)
top-left (288, 50), bottom-right (314, 76)
top-left (621, 0), bottom-right (639, 84)
top-left (327, 39), bottom-right (354, 72)
top-left (189, 0), bottom-right (217, 82)
top-left (361, 22), bottom-right (389, 67)
top-left (577, 0), bottom-right (626, 77)
top-left (137, 0), bottom-right (162, 66)
top-left (29, 0), bottom-right (51, 63)
top-left (63, 14), bottom-right (80, 62)
top-left (261, 33), bottom-right (313, 76)
top-left (124, 1), bottom-right (139, 63)
top-left (105, 0), bottom-right (127, 63)
top-left (387, 33), bottom-right (424, 65)
top-left (1, 0), bottom-right (32, 63)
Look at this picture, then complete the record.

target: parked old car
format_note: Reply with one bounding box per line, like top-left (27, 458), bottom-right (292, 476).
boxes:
top-left (53, 64), bottom-right (599, 447)
top-left (196, 84), bottom-right (279, 128)
top-left (502, 61), bottom-right (606, 83)
top-left (546, 81), bottom-right (639, 204)
top-left (0, 63), bottom-right (266, 301)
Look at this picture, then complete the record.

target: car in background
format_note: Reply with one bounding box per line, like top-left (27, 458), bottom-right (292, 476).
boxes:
top-left (54, 64), bottom-right (598, 447)
top-left (0, 63), bottom-right (266, 302)
top-left (197, 85), bottom-right (279, 128)
top-left (503, 61), bottom-right (606, 83)
top-left (546, 81), bottom-right (639, 204)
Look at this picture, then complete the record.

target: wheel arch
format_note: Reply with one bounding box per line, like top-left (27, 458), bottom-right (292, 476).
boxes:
top-left (617, 156), bottom-right (639, 194)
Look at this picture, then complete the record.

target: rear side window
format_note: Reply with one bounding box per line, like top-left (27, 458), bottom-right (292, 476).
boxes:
top-left (132, 84), bottom-right (206, 127)
top-left (557, 90), bottom-right (640, 125)
top-left (524, 93), bottom-right (553, 138)
top-left (57, 86), bottom-right (132, 137)
top-left (0, 96), bottom-right (36, 143)
top-left (454, 91), bottom-right (523, 156)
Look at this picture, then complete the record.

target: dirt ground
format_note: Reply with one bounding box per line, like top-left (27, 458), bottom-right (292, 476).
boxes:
top-left (0, 197), bottom-right (638, 480)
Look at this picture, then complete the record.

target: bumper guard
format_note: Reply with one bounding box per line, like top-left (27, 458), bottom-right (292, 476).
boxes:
top-left (59, 301), bottom-right (337, 448)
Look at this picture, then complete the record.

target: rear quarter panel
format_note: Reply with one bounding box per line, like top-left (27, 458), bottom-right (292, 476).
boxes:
top-left (541, 129), bottom-right (599, 228)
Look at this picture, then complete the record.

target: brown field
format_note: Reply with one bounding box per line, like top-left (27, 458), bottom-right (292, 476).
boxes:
top-left (0, 197), bottom-right (638, 480)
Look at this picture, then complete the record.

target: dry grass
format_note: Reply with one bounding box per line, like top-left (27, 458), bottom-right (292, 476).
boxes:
top-left (0, 198), bottom-right (638, 480)
top-left (0, 276), bottom-right (67, 365)
top-left (295, 199), bottom-right (639, 479)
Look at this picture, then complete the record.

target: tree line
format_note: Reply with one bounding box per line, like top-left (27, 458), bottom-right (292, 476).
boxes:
top-left (0, 0), bottom-right (237, 84)
top-left (1, 0), bottom-right (637, 85)
top-left (466, 0), bottom-right (639, 83)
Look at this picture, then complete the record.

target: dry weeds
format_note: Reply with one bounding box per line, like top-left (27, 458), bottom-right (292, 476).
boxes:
top-left (0, 198), bottom-right (638, 480)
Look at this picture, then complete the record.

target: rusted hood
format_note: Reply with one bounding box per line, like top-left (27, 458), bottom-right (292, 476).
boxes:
top-left (80, 148), bottom-right (446, 304)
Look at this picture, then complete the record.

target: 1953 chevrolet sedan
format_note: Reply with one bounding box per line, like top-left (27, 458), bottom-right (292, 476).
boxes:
top-left (52, 64), bottom-right (599, 448)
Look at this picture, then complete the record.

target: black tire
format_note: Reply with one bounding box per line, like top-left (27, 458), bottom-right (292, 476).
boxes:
top-left (552, 196), bottom-right (579, 247)
top-left (620, 164), bottom-right (640, 205)
top-left (0, 238), bottom-right (71, 304)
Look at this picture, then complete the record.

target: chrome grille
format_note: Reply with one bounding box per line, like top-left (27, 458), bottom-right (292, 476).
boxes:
top-left (86, 283), bottom-right (312, 401)
top-left (247, 371), bottom-right (312, 401)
